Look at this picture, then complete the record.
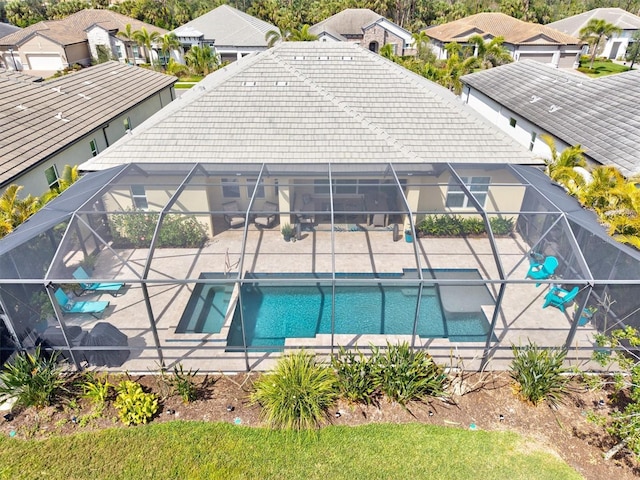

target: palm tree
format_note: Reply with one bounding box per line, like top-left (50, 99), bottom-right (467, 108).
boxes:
top-left (288, 25), bottom-right (318, 42)
top-left (468, 35), bottom-right (512, 68)
top-left (132, 27), bottom-right (161, 65)
top-left (379, 43), bottom-right (396, 60)
top-left (0, 185), bottom-right (40, 237)
top-left (579, 19), bottom-right (622, 70)
top-left (160, 33), bottom-right (181, 69)
top-left (117, 24), bottom-right (136, 63)
top-left (625, 30), bottom-right (640, 70)
top-left (540, 134), bottom-right (586, 196)
top-left (411, 31), bottom-right (432, 61)
top-left (184, 45), bottom-right (219, 76)
top-left (265, 28), bottom-right (288, 47)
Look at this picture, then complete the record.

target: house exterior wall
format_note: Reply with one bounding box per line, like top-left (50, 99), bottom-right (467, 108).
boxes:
top-left (64, 42), bottom-right (91, 66)
top-left (19, 36), bottom-right (66, 70)
top-left (602, 30), bottom-right (637, 59)
top-left (362, 25), bottom-right (407, 55)
top-left (86, 26), bottom-right (118, 62)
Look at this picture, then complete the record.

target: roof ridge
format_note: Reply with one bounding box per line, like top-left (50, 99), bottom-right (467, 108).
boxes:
top-left (266, 46), bottom-right (418, 161)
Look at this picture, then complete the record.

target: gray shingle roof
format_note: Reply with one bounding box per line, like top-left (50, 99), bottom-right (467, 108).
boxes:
top-left (309, 9), bottom-right (382, 37)
top-left (0, 68), bottom-right (42, 82)
top-left (82, 42), bottom-right (537, 171)
top-left (0, 9), bottom-right (167, 47)
top-left (0, 62), bottom-right (176, 187)
top-left (172, 5), bottom-right (276, 47)
top-left (547, 8), bottom-right (640, 36)
top-left (0, 22), bottom-right (20, 39)
top-left (461, 60), bottom-right (640, 176)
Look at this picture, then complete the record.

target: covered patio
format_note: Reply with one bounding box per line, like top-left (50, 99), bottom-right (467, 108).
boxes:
top-left (0, 162), bottom-right (638, 372)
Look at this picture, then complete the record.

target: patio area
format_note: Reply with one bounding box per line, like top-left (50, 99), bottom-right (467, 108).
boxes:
top-left (1, 161), bottom-right (637, 373)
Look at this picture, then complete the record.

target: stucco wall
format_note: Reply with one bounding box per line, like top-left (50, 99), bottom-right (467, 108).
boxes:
top-left (64, 42), bottom-right (91, 66)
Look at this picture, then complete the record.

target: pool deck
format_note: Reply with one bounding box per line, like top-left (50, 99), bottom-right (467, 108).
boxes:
top-left (58, 225), bottom-right (599, 372)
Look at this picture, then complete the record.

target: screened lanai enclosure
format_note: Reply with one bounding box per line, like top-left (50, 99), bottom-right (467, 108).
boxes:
top-left (1, 162), bottom-right (639, 372)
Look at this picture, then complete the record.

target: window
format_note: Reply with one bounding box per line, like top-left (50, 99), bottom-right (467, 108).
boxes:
top-left (529, 131), bottom-right (537, 151)
top-left (222, 178), bottom-right (240, 198)
top-left (89, 139), bottom-right (99, 156)
top-left (124, 117), bottom-right (131, 131)
top-left (132, 45), bottom-right (140, 58)
top-left (509, 117), bottom-right (517, 128)
top-left (246, 178), bottom-right (265, 198)
top-left (369, 41), bottom-right (379, 53)
top-left (131, 185), bottom-right (148, 209)
top-left (445, 176), bottom-right (490, 208)
top-left (115, 45), bottom-right (122, 58)
top-left (44, 165), bottom-right (59, 190)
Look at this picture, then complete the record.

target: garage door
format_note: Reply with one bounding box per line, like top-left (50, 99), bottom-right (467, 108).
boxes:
top-left (558, 53), bottom-right (579, 69)
top-left (26, 53), bottom-right (63, 71)
top-left (518, 52), bottom-right (554, 64)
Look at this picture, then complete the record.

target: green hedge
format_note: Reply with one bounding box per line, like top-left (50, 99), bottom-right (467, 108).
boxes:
top-left (415, 215), bottom-right (514, 237)
top-left (109, 210), bottom-right (208, 248)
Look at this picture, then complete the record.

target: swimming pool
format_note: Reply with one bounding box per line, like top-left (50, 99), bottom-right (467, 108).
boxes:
top-left (175, 273), bottom-right (234, 334)
top-left (226, 270), bottom-right (495, 350)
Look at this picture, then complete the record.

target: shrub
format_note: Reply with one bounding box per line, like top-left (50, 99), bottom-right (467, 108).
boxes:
top-left (250, 351), bottom-right (338, 430)
top-left (109, 210), bottom-right (207, 248)
top-left (331, 346), bottom-right (381, 405)
top-left (82, 373), bottom-right (112, 410)
top-left (114, 380), bottom-right (158, 425)
top-left (489, 216), bottom-right (514, 235)
top-left (0, 347), bottom-right (65, 409)
top-left (165, 363), bottom-right (199, 404)
top-left (373, 342), bottom-right (447, 406)
top-left (510, 341), bottom-right (569, 406)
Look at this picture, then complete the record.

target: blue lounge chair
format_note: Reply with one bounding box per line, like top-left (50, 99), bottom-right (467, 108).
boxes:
top-left (526, 256), bottom-right (559, 286)
top-left (542, 286), bottom-right (579, 313)
top-left (54, 288), bottom-right (109, 318)
top-left (72, 267), bottom-right (125, 297)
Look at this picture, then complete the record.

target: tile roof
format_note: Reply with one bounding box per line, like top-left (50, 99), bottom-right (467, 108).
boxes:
top-left (425, 12), bottom-right (582, 46)
top-left (0, 68), bottom-right (42, 82)
top-left (0, 22), bottom-right (20, 38)
top-left (0, 9), bottom-right (167, 47)
top-left (548, 8), bottom-right (640, 36)
top-left (0, 62), bottom-right (176, 187)
top-left (461, 60), bottom-right (640, 176)
top-left (172, 5), bottom-right (276, 47)
top-left (82, 42), bottom-right (538, 171)
top-left (309, 9), bottom-right (382, 37)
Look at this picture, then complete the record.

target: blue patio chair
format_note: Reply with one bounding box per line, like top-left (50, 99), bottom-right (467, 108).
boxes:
top-left (526, 255), bottom-right (559, 286)
top-left (54, 288), bottom-right (109, 318)
top-left (542, 286), bottom-right (579, 313)
top-left (72, 267), bottom-right (125, 296)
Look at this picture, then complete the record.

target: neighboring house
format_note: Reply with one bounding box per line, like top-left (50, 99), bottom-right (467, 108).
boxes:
top-left (0, 9), bottom-right (167, 72)
top-left (0, 61), bottom-right (176, 196)
top-left (425, 12), bottom-right (583, 68)
top-left (548, 8), bottom-right (640, 61)
top-left (172, 5), bottom-right (276, 63)
top-left (309, 8), bottom-right (415, 55)
top-left (460, 60), bottom-right (640, 176)
top-left (82, 41), bottom-right (536, 174)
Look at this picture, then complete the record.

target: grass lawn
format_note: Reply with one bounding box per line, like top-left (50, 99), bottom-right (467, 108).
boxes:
top-left (175, 82), bottom-right (196, 89)
top-left (578, 59), bottom-right (631, 77)
top-left (0, 422), bottom-right (581, 479)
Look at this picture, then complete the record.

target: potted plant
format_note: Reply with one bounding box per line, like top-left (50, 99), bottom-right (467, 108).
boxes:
top-left (281, 223), bottom-right (293, 242)
top-left (578, 305), bottom-right (597, 326)
top-left (30, 290), bottom-right (55, 332)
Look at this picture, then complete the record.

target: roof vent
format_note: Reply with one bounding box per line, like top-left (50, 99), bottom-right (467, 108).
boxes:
top-left (54, 112), bottom-right (69, 122)
top-left (529, 95), bottom-right (541, 103)
top-left (548, 104), bottom-right (561, 113)
top-left (342, 56), bottom-right (352, 61)
top-left (78, 93), bottom-right (91, 100)
top-left (242, 81), bottom-right (256, 87)
top-left (15, 104), bottom-right (26, 110)
top-left (83, 81), bottom-right (92, 85)
top-left (293, 56), bottom-right (304, 60)
top-left (275, 81), bottom-right (288, 86)
top-left (51, 86), bottom-right (64, 93)
top-left (318, 56), bottom-right (329, 60)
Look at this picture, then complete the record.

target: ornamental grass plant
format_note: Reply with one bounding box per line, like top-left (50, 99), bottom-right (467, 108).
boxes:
top-left (250, 350), bottom-right (337, 430)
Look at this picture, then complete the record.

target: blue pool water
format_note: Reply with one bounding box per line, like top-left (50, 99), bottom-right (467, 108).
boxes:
top-left (226, 270), bottom-right (494, 350)
top-left (175, 273), bottom-right (234, 334)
